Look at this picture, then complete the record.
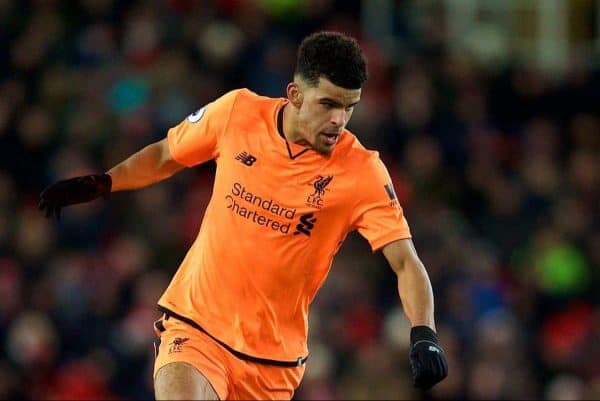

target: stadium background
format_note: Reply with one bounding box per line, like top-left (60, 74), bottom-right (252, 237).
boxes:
top-left (1, 0), bottom-right (600, 399)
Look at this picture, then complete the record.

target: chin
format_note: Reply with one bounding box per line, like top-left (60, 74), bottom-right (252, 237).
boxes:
top-left (315, 145), bottom-right (334, 156)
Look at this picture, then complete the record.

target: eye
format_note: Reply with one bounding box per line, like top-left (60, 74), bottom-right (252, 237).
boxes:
top-left (321, 102), bottom-right (334, 109)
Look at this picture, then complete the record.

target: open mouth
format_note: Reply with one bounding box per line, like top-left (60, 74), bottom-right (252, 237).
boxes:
top-left (322, 133), bottom-right (340, 145)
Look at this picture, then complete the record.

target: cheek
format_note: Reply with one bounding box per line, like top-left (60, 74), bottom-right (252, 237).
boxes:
top-left (300, 108), bottom-right (324, 129)
top-left (311, 109), bottom-right (330, 126)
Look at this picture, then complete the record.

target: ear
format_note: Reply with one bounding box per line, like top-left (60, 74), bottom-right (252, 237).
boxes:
top-left (286, 82), bottom-right (303, 109)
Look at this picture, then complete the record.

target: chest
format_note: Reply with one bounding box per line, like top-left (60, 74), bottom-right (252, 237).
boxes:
top-left (216, 132), bottom-right (355, 215)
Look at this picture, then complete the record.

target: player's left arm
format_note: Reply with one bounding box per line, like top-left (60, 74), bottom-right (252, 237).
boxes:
top-left (382, 238), bottom-right (448, 390)
top-left (382, 238), bottom-right (434, 328)
top-left (351, 152), bottom-right (447, 388)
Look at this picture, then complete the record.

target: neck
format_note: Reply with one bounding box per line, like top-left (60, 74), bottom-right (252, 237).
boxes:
top-left (282, 103), bottom-right (308, 146)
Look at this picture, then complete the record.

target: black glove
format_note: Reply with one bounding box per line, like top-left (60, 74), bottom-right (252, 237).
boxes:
top-left (409, 325), bottom-right (448, 390)
top-left (38, 174), bottom-right (112, 219)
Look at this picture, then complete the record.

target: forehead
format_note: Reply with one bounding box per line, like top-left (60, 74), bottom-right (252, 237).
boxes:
top-left (309, 77), bottom-right (361, 104)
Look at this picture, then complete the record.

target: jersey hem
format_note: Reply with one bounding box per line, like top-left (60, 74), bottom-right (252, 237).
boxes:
top-left (370, 232), bottom-right (412, 252)
top-left (156, 304), bottom-right (309, 367)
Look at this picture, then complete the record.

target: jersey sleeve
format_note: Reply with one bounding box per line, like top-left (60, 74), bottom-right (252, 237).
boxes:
top-left (352, 153), bottom-right (412, 252)
top-left (167, 89), bottom-right (240, 167)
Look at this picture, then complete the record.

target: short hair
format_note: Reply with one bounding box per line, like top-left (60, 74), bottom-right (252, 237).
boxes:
top-left (295, 31), bottom-right (368, 89)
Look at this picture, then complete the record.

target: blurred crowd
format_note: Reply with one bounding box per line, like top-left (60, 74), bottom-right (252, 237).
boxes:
top-left (1, 0), bottom-right (600, 400)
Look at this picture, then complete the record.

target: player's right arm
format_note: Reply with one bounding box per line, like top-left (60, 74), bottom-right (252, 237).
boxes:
top-left (37, 138), bottom-right (184, 219)
top-left (107, 138), bottom-right (184, 192)
top-left (38, 89), bottom-right (241, 219)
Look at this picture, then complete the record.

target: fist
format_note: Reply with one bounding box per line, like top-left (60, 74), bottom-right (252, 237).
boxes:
top-left (409, 326), bottom-right (448, 390)
top-left (38, 174), bottom-right (112, 219)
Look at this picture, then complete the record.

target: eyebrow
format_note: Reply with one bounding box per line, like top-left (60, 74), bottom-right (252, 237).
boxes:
top-left (319, 97), bottom-right (360, 108)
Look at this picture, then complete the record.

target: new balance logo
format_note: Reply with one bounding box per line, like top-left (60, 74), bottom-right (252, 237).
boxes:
top-left (294, 213), bottom-right (317, 236)
top-left (235, 151), bottom-right (257, 166)
top-left (428, 345), bottom-right (440, 353)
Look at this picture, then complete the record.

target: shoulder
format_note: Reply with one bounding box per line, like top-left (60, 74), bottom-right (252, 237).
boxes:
top-left (230, 88), bottom-right (280, 109)
top-left (226, 89), bottom-right (283, 127)
top-left (205, 89), bottom-right (278, 121)
top-left (337, 129), bottom-right (385, 171)
top-left (210, 88), bottom-right (263, 108)
top-left (336, 131), bottom-right (393, 196)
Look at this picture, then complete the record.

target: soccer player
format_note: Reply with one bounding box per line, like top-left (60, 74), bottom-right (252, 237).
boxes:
top-left (39, 31), bottom-right (448, 400)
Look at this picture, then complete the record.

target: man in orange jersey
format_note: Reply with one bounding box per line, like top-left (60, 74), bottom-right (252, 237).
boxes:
top-left (39, 31), bottom-right (448, 400)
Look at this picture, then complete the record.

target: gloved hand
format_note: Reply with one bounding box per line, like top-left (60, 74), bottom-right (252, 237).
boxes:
top-left (38, 174), bottom-right (112, 219)
top-left (409, 325), bottom-right (448, 390)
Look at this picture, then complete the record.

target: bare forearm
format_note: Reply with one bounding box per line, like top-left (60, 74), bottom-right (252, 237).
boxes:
top-left (396, 258), bottom-right (436, 330)
top-left (106, 139), bottom-right (184, 191)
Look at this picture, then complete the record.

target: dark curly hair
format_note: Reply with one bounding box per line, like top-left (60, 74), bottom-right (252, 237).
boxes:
top-left (295, 31), bottom-right (368, 89)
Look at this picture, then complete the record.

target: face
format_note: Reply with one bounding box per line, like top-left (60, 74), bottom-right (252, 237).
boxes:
top-left (289, 77), bottom-right (361, 155)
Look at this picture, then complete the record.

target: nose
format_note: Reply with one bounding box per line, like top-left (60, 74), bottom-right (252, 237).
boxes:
top-left (330, 109), bottom-right (346, 127)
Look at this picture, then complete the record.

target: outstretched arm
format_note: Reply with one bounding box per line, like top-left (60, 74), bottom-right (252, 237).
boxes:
top-left (382, 238), bottom-right (448, 390)
top-left (107, 137), bottom-right (185, 191)
top-left (39, 137), bottom-right (185, 218)
top-left (40, 89), bottom-right (238, 219)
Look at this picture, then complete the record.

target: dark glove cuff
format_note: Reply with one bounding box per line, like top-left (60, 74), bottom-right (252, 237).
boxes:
top-left (98, 173), bottom-right (112, 197)
top-left (410, 325), bottom-right (438, 344)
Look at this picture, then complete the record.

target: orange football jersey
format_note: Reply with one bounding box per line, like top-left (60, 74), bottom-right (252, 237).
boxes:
top-left (158, 89), bottom-right (411, 362)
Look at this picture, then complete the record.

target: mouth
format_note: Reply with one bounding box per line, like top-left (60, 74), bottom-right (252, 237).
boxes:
top-left (321, 132), bottom-right (340, 146)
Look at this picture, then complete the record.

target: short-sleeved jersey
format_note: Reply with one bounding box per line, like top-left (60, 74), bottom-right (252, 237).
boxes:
top-left (158, 88), bottom-right (411, 362)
